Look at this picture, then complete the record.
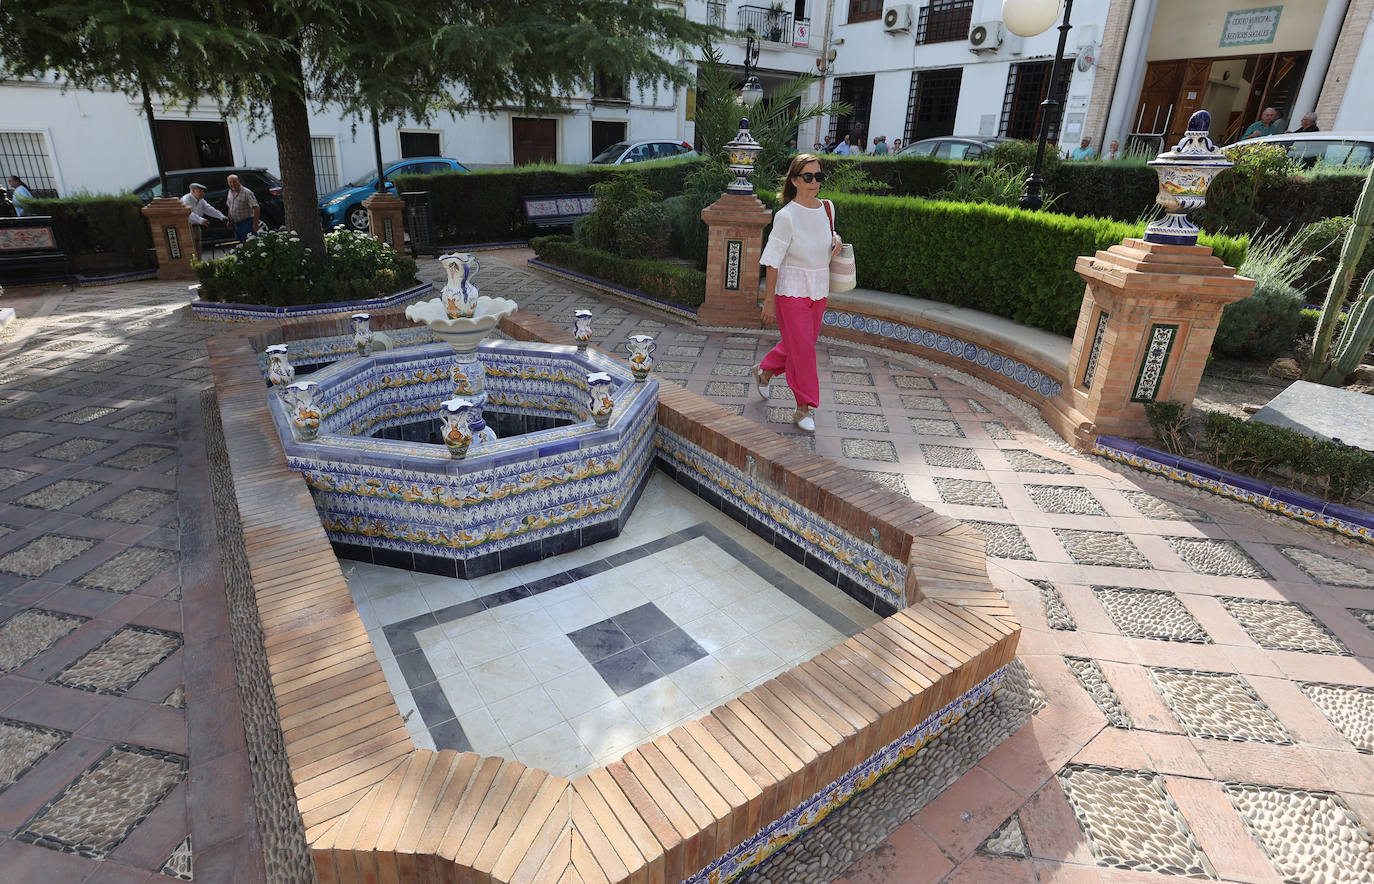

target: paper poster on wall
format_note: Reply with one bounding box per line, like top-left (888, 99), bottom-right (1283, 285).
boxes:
top-left (1220, 7), bottom-right (1282, 47)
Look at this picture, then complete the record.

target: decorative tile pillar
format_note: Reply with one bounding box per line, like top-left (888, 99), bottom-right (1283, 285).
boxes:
top-left (363, 192), bottom-right (406, 254)
top-left (140, 197), bottom-right (196, 280)
top-left (698, 193), bottom-right (772, 328)
top-left (1044, 237), bottom-right (1255, 448)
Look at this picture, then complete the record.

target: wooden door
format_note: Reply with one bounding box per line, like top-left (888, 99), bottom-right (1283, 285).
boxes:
top-left (1134, 61), bottom-right (1186, 139)
top-left (512, 118), bottom-right (557, 166)
top-left (1166, 60), bottom-right (1213, 144)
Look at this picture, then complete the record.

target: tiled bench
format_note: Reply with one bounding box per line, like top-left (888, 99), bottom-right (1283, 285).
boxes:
top-left (208, 308), bottom-right (1020, 884)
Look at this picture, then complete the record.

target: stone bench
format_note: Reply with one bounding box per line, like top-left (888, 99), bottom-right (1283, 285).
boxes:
top-left (523, 193), bottom-right (596, 230)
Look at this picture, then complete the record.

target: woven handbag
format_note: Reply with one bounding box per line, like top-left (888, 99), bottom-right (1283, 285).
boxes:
top-left (822, 200), bottom-right (856, 293)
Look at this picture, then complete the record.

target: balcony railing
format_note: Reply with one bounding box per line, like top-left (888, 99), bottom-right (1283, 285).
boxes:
top-left (737, 5), bottom-right (807, 46)
top-left (708, 0), bottom-right (727, 28)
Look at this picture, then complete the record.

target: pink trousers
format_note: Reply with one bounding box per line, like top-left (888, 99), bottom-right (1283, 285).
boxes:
top-left (761, 295), bottom-right (826, 409)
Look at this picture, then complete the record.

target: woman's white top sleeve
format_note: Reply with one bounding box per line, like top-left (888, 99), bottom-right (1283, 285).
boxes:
top-left (759, 201), bottom-right (832, 301)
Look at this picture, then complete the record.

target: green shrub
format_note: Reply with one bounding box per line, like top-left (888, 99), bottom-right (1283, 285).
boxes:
top-left (935, 163), bottom-right (1059, 210)
top-left (1048, 163), bottom-right (1160, 222)
top-left (1263, 168), bottom-right (1368, 230)
top-left (530, 234), bottom-right (705, 308)
top-left (821, 193), bottom-right (1246, 336)
top-left (1144, 400), bottom-right (1191, 455)
top-left (23, 193), bottom-right (154, 274)
top-left (1213, 231), bottom-right (1314, 358)
top-left (986, 140), bottom-right (1064, 185)
top-left (1292, 216), bottom-right (1374, 301)
top-left (579, 175), bottom-right (660, 253)
top-left (1202, 411), bottom-right (1374, 504)
top-left (1196, 143), bottom-right (1296, 233)
top-left (818, 155), bottom-right (965, 199)
top-left (615, 203), bottom-right (671, 258)
top-left (192, 228), bottom-right (416, 306)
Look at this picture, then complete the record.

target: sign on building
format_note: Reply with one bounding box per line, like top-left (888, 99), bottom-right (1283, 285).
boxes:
top-left (1220, 6), bottom-right (1282, 47)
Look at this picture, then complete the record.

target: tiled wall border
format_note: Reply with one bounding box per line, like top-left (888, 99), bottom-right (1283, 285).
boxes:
top-left (207, 305), bottom-right (1020, 884)
top-left (1093, 435), bottom-right (1374, 544)
top-left (190, 280), bottom-right (433, 322)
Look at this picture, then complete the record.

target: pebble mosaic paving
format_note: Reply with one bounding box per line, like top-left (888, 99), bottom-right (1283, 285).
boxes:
top-left (1165, 536), bottom-right (1271, 578)
top-left (1093, 586), bottom-right (1212, 643)
top-left (1280, 545), bottom-right (1374, 588)
top-left (979, 813), bottom-right (1031, 858)
top-left (1033, 579), bottom-right (1078, 630)
top-left (1064, 656), bottom-right (1132, 728)
top-left (0, 719), bottom-right (68, 792)
top-left (52, 625), bottom-right (182, 695)
top-left (1220, 597), bottom-right (1351, 655)
top-left (1148, 667), bottom-right (1293, 744)
top-left (1224, 785), bottom-right (1374, 883)
top-left (1299, 683), bottom-right (1374, 754)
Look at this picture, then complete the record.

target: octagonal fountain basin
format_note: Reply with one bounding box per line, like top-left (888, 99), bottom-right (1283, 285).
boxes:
top-left (264, 339), bottom-right (658, 577)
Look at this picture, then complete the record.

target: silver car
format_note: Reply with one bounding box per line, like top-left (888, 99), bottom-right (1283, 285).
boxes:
top-left (590, 140), bottom-right (697, 164)
top-left (1230, 132), bottom-right (1374, 169)
top-left (895, 136), bottom-right (1014, 160)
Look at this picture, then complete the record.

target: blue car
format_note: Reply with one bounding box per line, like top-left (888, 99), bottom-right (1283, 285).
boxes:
top-left (319, 156), bottom-right (468, 231)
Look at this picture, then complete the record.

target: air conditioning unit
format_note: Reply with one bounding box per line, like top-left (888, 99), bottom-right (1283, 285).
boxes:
top-left (968, 21), bottom-right (1004, 53)
top-left (883, 4), bottom-right (914, 34)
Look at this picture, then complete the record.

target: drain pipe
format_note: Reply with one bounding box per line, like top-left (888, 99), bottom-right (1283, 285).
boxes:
top-left (814, 0), bottom-right (837, 149)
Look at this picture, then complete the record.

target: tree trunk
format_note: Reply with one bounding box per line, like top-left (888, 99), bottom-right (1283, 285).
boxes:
top-left (268, 49), bottom-right (326, 261)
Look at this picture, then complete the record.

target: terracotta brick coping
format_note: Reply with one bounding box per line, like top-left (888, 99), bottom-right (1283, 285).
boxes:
top-left (207, 307), bottom-right (1020, 884)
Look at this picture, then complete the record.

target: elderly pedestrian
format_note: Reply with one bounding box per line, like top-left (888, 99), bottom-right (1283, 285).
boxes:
top-left (225, 173), bottom-right (260, 243)
top-left (180, 182), bottom-right (227, 259)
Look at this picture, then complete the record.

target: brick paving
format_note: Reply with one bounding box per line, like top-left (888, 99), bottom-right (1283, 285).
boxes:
top-left (1, 250), bottom-right (1372, 882)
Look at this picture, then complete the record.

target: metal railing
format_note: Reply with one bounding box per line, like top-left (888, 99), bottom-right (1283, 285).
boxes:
top-left (708, 0), bottom-right (727, 28)
top-left (737, 5), bottom-right (794, 44)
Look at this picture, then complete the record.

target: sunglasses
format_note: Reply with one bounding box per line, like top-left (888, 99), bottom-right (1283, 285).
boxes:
top-left (793, 172), bottom-right (825, 183)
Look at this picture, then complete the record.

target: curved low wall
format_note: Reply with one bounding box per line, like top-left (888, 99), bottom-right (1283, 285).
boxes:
top-left (190, 280), bottom-right (433, 322)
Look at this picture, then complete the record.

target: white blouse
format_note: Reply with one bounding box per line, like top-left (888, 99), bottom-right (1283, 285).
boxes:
top-left (760, 199), bottom-right (835, 301)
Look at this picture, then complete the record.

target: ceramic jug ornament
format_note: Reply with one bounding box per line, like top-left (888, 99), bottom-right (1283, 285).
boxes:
top-left (625, 334), bottom-right (656, 383)
top-left (439, 252), bottom-right (481, 318)
top-left (573, 309), bottom-right (593, 350)
top-left (283, 381), bottom-right (322, 441)
top-left (440, 397), bottom-right (475, 458)
top-left (587, 372), bottom-right (614, 427)
top-left (352, 313), bottom-right (374, 356)
top-left (265, 344), bottom-right (295, 387)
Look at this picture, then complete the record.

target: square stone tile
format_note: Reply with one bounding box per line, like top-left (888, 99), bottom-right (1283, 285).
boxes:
top-left (1119, 490), bottom-right (1209, 522)
top-left (119, 384), bottom-right (176, 401)
top-left (892, 375), bottom-right (936, 390)
top-left (107, 410), bottom-right (174, 432)
top-left (0, 535), bottom-right (96, 578)
top-left (767, 406), bottom-right (798, 424)
top-left (703, 381), bottom-right (748, 397)
top-left (0, 609), bottom-right (88, 673)
top-left (1281, 547), bottom-right (1374, 588)
top-left (1057, 764), bottom-right (1213, 876)
top-left (0, 719), bottom-right (69, 792)
top-left (1165, 537), bottom-right (1269, 578)
top-left (16, 744), bottom-right (187, 860)
top-left (836, 412), bottom-right (889, 432)
top-left (1003, 449), bottom-right (1073, 473)
top-left (592, 646), bottom-right (664, 696)
top-left (53, 406), bottom-right (119, 424)
top-left (567, 620), bottom-right (634, 664)
top-left (840, 439), bottom-right (899, 462)
top-left (1055, 530), bottom-right (1151, 568)
top-left (933, 477), bottom-right (1005, 508)
top-left (664, 345), bottom-right (701, 357)
top-left (1300, 683), bottom-right (1374, 754)
top-left (1092, 587), bottom-right (1211, 644)
top-left (1149, 668), bottom-right (1291, 743)
top-left (655, 361), bottom-right (693, 374)
top-left (64, 381), bottom-right (125, 398)
top-left (0, 468), bottom-right (35, 491)
top-left (983, 421), bottom-right (1015, 440)
top-left (101, 445), bottom-right (175, 470)
top-left (167, 366), bottom-right (211, 381)
top-left (35, 438), bottom-right (112, 462)
top-left (921, 444), bottom-right (984, 470)
top-left (52, 625), bottom-right (182, 695)
top-left (832, 389), bottom-right (880, 406)
top-left (77, 547), bottom-right (178, 593)
top-left (964, 520), bottom-right (1035, 560)
top-left (1224, 785), bottom-right (1374, 883)
top-left (830, 371), bottom-right (873, 386)
top-left (1026, 484), bottom-right (1106, 516)
top-left (70, 359), bottom-right (126, 374)
top-left (859, 471), bottom-right (909, 496)
top-left (119, 362), bottom-right (169, 378)
top-left (6, 402), bottom-right (54, 420)
top-left (1219, 598), bottom-right (1350, 655)
top-left (92, 488), bottom-right (174, 523)
top-left (899, 394), bottom-right (950, 412)
top-left (908, 418), bottom-right (964, 437)
top-left (15, 479), bottom-right (106, 511)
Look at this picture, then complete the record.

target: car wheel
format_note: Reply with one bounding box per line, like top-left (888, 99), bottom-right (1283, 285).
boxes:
top-left (346, 205), bottom-right (370, 232)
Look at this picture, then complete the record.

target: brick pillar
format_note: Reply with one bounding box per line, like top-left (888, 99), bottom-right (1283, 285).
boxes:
top-left (140, 197), bottom-right (196, 280)
top-left (698, 193), bottom-right (772, 328)
top-left (1044, 237), bottom-right (1255, 449)
top-left (363, 192), bottom-right (406, 254)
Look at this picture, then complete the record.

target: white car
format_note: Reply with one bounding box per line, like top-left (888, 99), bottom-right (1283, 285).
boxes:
top-left (1229, 132), bottom-right (1374, 170)
top-left (590, 140), bottom-right (697, 164)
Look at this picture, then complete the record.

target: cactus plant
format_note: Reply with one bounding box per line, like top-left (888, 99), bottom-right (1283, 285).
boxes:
top-left (1307, 162), bottom-right (1374, 383)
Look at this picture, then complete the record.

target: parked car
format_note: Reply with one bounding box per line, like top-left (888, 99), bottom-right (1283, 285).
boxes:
top-left (132, 166), bottom-right (284, 246)
top-left (589, 140), bottom-right (697, 165)
top-left (1229, 132), bottom-right (1374, 170)
top-left (319, 157), bottom-right (468, 232)
top-left (895, 136), bottom-right (1013, 160)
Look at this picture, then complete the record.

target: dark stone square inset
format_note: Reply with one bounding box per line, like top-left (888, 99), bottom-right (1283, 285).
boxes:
top-left (567, 620), bottom-right (634, 663)
top-left (639, 630), bottom-right (707, 675)
top-left (613, 604), bottom-right (677, 644)
top-left (593, 646), bottom-right (663, 695)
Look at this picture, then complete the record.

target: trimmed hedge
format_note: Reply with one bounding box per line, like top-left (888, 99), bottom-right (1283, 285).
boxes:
top-left (396, 158), bottom-right (700, 244)
top-left (823, 193), bottom-right (1247, 337)
top-left (530, 235), bottom-right (705, 309)
top-left (22, 194), bottom-right (154, 274)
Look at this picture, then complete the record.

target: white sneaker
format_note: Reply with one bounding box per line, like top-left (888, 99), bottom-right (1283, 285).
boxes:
top-left (753, 365), bottom-right (770, 401)
top-left (795, 412), bottom-right (815, 433)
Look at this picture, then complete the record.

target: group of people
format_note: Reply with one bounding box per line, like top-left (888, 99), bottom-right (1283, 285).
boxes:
top-left (1240, 107), bottom-right (1319, 139)
top-left (814, 133), bottom-right (898, 156)
top-left (178, 174), bottom-right (260, 259)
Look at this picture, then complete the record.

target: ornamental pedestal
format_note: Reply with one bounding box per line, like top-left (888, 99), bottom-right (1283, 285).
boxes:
top-left (698, 193), bottom-right (771, 328)
top-left (363, 192), bottom-right (407, 254)
top-left (140, 198), bottom-right (195, 280)
top-left (1044, 238), bottom-right (1255, 448)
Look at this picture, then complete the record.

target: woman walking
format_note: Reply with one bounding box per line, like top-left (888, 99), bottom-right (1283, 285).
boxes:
top-left (755, 154), bottom-right (841, 432)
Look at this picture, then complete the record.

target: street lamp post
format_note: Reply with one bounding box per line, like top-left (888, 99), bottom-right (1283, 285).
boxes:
top-left (740, 31), bottom-right (764, 107)
top-left (1003, 0), bottom-right (1075, 211)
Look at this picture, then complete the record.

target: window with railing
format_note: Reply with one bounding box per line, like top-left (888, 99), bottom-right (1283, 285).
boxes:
top-left (904, 67), bottom-right (963, 142)
top-left (917, 0), bottom-right (973, 44)
top-left (1000, 60), bottom-right (1071, 141)
top-left (0, 131), bottom-right (58, 198)
top-left (310, 136), bottom-right (339, 193)
top-left (593, 70), bottom-right (627, 102)
top-left (738, 5), bottom-right (794, 43)
top-left (708, 0), bottom-right (727, 27)
top-left (848, 0), bottom-right (882, 23)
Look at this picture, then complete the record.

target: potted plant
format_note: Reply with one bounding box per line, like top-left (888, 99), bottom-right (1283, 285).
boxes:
top-left (767, 2), bottom-right (786, 42)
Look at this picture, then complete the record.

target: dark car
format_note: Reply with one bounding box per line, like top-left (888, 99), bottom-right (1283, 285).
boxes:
top-left (896, 136), bottom-right (1013, 160)
top-left (132, 167), bottom-right (284, 246)
top-left (319, 157), bottom-right (468, 232)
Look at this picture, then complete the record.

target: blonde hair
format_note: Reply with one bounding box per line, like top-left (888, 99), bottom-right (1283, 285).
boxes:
top-left (779, 154), bottom-right (821, 206)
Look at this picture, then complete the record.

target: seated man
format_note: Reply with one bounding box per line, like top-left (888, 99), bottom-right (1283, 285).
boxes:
top-left (1242, 107), bottom-right (1285, 140)
top-left (1069, 137), bottom-right (1095, 160)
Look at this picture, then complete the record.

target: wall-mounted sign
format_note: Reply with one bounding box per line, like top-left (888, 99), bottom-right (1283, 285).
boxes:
top-left (164, 227), bottom-right (182, 260)
top-left (1220, 6), bottom-right (1282, 47)
top-left (383, 217), bottom-right (394, 244)
top-left (793, 22), bottom-right (810, 48)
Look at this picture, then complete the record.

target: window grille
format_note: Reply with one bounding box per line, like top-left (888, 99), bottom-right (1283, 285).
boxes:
top-left (0, 131), bottom-right (58, 197)
top-left (1000, 60), bottom-right (1071, 141)
top-left (310, 136), bottom-right (340, 193)
top-left (904, 68), bottom-right (963, 142)
top-left (917, 0), bottom-right (973, 44)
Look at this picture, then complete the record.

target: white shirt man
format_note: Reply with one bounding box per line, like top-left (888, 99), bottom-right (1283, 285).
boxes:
top-left (833, 135), bottom-right (852, 156)
top-left (180, 184), bottom-right (227, 258)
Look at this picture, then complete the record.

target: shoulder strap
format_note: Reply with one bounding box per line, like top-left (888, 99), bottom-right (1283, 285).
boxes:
top-left (822, 199), bottom-right (834, 236)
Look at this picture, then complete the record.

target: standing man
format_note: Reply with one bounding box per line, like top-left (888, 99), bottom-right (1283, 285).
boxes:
top-left (1241, 107), bottom-right (1284, 140)
top-left (833, 134), bottom-right (853, 156)
top-left (871, 135), bottom-right (888, 155)
top-left (1293, 113), bottom-right (1319, 133)
top-left (225, 173), bottom-right (260, 243)
top-left (180, 183), bottom-right (227, 259)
